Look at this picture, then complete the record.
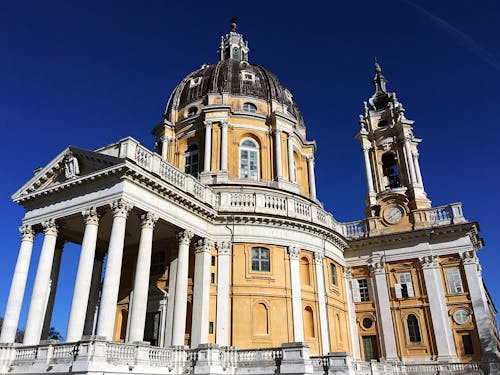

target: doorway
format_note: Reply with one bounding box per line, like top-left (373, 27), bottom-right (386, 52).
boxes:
top-left (362, 335), bottom-right (379, 361)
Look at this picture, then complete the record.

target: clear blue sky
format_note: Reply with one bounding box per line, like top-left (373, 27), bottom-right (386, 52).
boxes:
top-left (1, 1), bottom-right (499, 336)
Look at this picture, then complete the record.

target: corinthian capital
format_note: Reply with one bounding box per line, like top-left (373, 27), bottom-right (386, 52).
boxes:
top-left (82, 207), bottom-right (100, 225)
top-left (42, 219), bottom-right (58, 236)
top-left (216, 241), bottom-right (231, 255)
top-left (313, 251), bottom-right (324, 265)
top-left (220, 120), bottom-right (229, 128)
top-left (196, 238), bottom-right (213, 254)
top-left (177, 230), bottom-right (194, 245)
top-left (460, 250), bottom-right (479, 265)
top-left (288, 246), bottom-right (300, 260)
top-left (110, 199), bottom-right (133, 218)
top-left (419, 254), bottom-right (439, 269)
top-left (19, 225), bottom-right (35, 242)
top-left (140, 212), bottom-right (158, 229)
top-left (203, 120), bottom-right (213, 129)
top-left (368, 258), bottom-right (385, 275)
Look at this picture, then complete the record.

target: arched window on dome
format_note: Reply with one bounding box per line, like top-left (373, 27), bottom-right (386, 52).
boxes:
top-left (242, 102), bottom-right (257, 113)
top-left (232, 47), bottom-right (240, 61)
top-left (407, 314), bottom-right (421, 343)
top-left (184, 143), bottom-right (199, 176)
top-left (240, 139), bottom-right (259, 180)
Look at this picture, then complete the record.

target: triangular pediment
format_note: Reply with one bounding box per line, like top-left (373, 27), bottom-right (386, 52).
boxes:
top-left (13, 146), bottom-right (124, 201)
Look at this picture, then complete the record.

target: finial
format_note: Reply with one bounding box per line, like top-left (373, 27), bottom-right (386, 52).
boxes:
top-left (230, 16), bottom-right (238, 32)
top-left (374, 56), bottom-right (382, 73)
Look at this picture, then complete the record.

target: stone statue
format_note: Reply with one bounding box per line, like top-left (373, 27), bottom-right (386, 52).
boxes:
top-left (64, 151), bottom-right (80, 179)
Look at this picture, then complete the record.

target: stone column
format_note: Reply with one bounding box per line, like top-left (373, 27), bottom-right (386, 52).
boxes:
top-left (67, 208), bottom-right (100, 342)
top-left (24, 219), bottom-right (58, 345)
top-left (191, 239), bottom-right (213, 348)
top-left (289, 246), bottom-right (304, 342)
top-left (164, 256), bottom-right (178, 346)
top-left (287, 133), bottom-right (296, 182)
top-left (362, 145), bottom-right (375, 194)
top-left (344, 267), bottom-right (361, 360)
top-left (171, 230), bottom-right (194, 346)
top-left (128, 213), bottom-right (158, 343)
top-left (307, 156), bottom-right (317, 200)
top-left (220, 120), bottom-right (228, 172)
top-left (96, 199), bottom-right (133, 340)
top-left (461, 250), bottom-right (499, 360)
top-left (314, 252), bottom-right (330, 354)
top-left (41, 239), bottom-right (64, 340)
top-left (403, 138), bottom-right (417, 185)
top-left (419, 255), bottom-right (458, 361)
top-left (274, 128), bottom-right (283, 179)
top-left (0, 225), bottom-right (36, 343)
top-left (158, 293), bottom-right (168, 347)
top-left (216, 241), bottom-right (230, 346)
top-left (160, 135), bottom-right (172, 161)
top-left (412, 150), bottom-right (424, 186)
top-left (83, 251), bottom-right (104, 336)
top-left (203, 121), bottom-right (212, 173)
top-left (369, 259), bottom-right (398, 361)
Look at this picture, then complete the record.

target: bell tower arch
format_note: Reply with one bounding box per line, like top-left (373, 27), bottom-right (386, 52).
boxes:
top-left (356, 59), bottom-right (430, 225)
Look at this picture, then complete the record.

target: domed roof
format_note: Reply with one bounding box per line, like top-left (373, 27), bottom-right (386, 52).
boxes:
top-left (163, 26), bottom-right (305, 127)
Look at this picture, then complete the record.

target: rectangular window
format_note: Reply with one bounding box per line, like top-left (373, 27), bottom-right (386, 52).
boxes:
top-left (150, 252), bottom-right (165, 276)
top-left (330, 263), bottom-right (337, 286)
top-left (358, 279), bottom-right (370, 302)
top-left (251, 247), bottom-right (270, 272)
top-left (210, 272), bottom-right (215, 284)
top-left (209, 321), bottom-right (214, 334)
top-left (462, 334), bottom-right (474, 355)
top-left (445, 268), bottom-right (464, 294)
top-left (211, 256), bottom-right (216, 267)
top-left (397, 272), bottom-right (415, 298)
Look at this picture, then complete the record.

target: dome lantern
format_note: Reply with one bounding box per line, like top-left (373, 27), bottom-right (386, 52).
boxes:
top-left (218, 16), bottom-right (249, 62)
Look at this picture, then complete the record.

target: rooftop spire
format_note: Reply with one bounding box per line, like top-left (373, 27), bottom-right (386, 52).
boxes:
top-left (373, 56), bottom-right (387, 94)
top-left (218, 17), bottom-right (249, 62)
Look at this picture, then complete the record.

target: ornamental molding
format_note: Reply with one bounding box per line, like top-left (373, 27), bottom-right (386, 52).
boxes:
top-left (177, 230), bottom-right (194, 245)
top-left (216, 241), bottom-right (231, 255)
top-left (195, 238), bottom-right (213, 254)
top-left (140, 212), bottom-right (159, 229)
top-left (110, 199), bottom-right (133, 218)
top-left (19, 225), bottom-right (35, 242)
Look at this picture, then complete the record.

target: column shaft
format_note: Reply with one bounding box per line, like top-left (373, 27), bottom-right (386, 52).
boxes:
top-left (190, 239), bottom-right (212, 347)
top-left (83, 254), bottom-right (103, 336)
top-left (216, 242), bottom-right (230, 346)
top-left (275, 129), bottom-right (283, 179)
top-left (41, 242), bottom-right (64, 340)
top-left (203, 121), bottom-right (212, 173)
top-left (362, 146), bottom-right (375, 194)
top-left (420, 255), bottom-right (457, 361)
top-left (164, 257), bottom-right (178, 346)
top-left (0, 226), bottom-right (35, 343)
top-left (344, 268), bottom-right (361, 360)
top-left (289, 247), bottom-right (304, 342)
top-left (220, 121), bottom-right (228, 171)
top-left (67, 208), bottom-right (99, 342)
top-left (413, 151), bottom-right (423, 186)
top-left (404, 139), bottom-right (417, 184)
top-left (314, 253), bottom-right (330, 354)
top-left (96, 199), bottom-right (132, 340)
top-left (24, 220), bottom-right (58, 345)
top-left (307, 157), bottom-right (317, 200)
top-left (171, 230), bottom-right (193, 346)
top-left (287, 133), bottom-right (296, 182)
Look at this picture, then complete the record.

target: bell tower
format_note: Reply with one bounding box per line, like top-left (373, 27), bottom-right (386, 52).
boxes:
top-left (356, 60), bottom-right (430, 228)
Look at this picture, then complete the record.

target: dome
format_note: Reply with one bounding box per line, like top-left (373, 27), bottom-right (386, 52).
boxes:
top-left (163, 34), bottom-right (305, 127)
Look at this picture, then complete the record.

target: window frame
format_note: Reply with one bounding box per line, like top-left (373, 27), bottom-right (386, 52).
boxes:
top-left (242, 102), bottom-right (258, 113)
top-left (251, 246), bottom-right (270, 272)
top-left (406, 314), bottom-right (422, 343)
top-left (184, 142), bottom-right (199, 176)
top-left (445, 267), bottom-right (464, 294)
top-left (329, 263), bottom-right (337, 286)
top-left (239, 138), bottom-right (259, 180)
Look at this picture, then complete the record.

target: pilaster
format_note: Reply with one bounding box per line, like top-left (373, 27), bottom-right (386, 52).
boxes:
top-left (288, 246), bottom-right (304, 342)
top-left (216, 241), bottom-right (231, 346)
top-left (313, 252), bottom-right (330, 354)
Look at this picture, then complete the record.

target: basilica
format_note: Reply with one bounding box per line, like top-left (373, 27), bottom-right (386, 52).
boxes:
top-left (0, 22), bottom-right (499, 375)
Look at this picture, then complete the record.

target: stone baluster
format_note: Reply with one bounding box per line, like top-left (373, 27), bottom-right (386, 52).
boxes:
top-left (171, 230), bottom-right (194, 346)
top-left (220, 121), bottom-right (229, 172)
top-left (128, 212), bottom-right (158, 342)
top-left (314, 252), bottom-right (330, 353)
top-left (369, 258), bottom-right (398, 361)
top-left (41, 239), bottom-right (65, 340)
top-left (24, 219), bottom-right (59, 345)
top-left (203, 121), bottom-right (213, 173)
top-left (419, 254), bottom-right (458, 361)
top-left (0, 225), bottom-right (36, 343)
top-left (96, 199), bottom-right (133, 340)
top-left (288, 246), bottom-right (304, 341)
top-left (67, 208), bottom-right (100, 342)
top-left (216, 241), bottom-right (230, 346)
top-left (191, 238), bottom-right (213, 347)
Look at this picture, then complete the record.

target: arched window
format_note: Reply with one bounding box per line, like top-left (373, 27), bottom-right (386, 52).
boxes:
top-left (300, 256), bottom-right (311, 286)
top-left (407, 314), bottom-right (421, 342)
top-left (251, 247), bottom-right (270, 272)
top-left (382, 152), bottom-right (401, 188)
top-left (184, 143), bottom-right (199, 176)
top-left (187, 106), bottom-right (198, 117)
top-left (232, 46), bottom-right (240, 61)
top-left (303, 306), bottom-right (315, 338)
top-left (254, 303), bottom-right (269, 335)
top-left (242, 102), bottom-right (257, 113)
top-left (240, 139), bottom-right (259, 180)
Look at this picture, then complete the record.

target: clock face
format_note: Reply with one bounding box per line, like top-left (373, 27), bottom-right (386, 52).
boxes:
top-left (384, 205), bottom-right (404, 224)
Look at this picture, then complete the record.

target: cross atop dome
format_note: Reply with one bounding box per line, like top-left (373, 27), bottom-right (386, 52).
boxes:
top-left (218, 17), bottom-right (249, 62)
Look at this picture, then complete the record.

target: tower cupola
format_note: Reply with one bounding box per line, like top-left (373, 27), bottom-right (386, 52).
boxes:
top-left (218, 17), bottom-right (249, 62)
